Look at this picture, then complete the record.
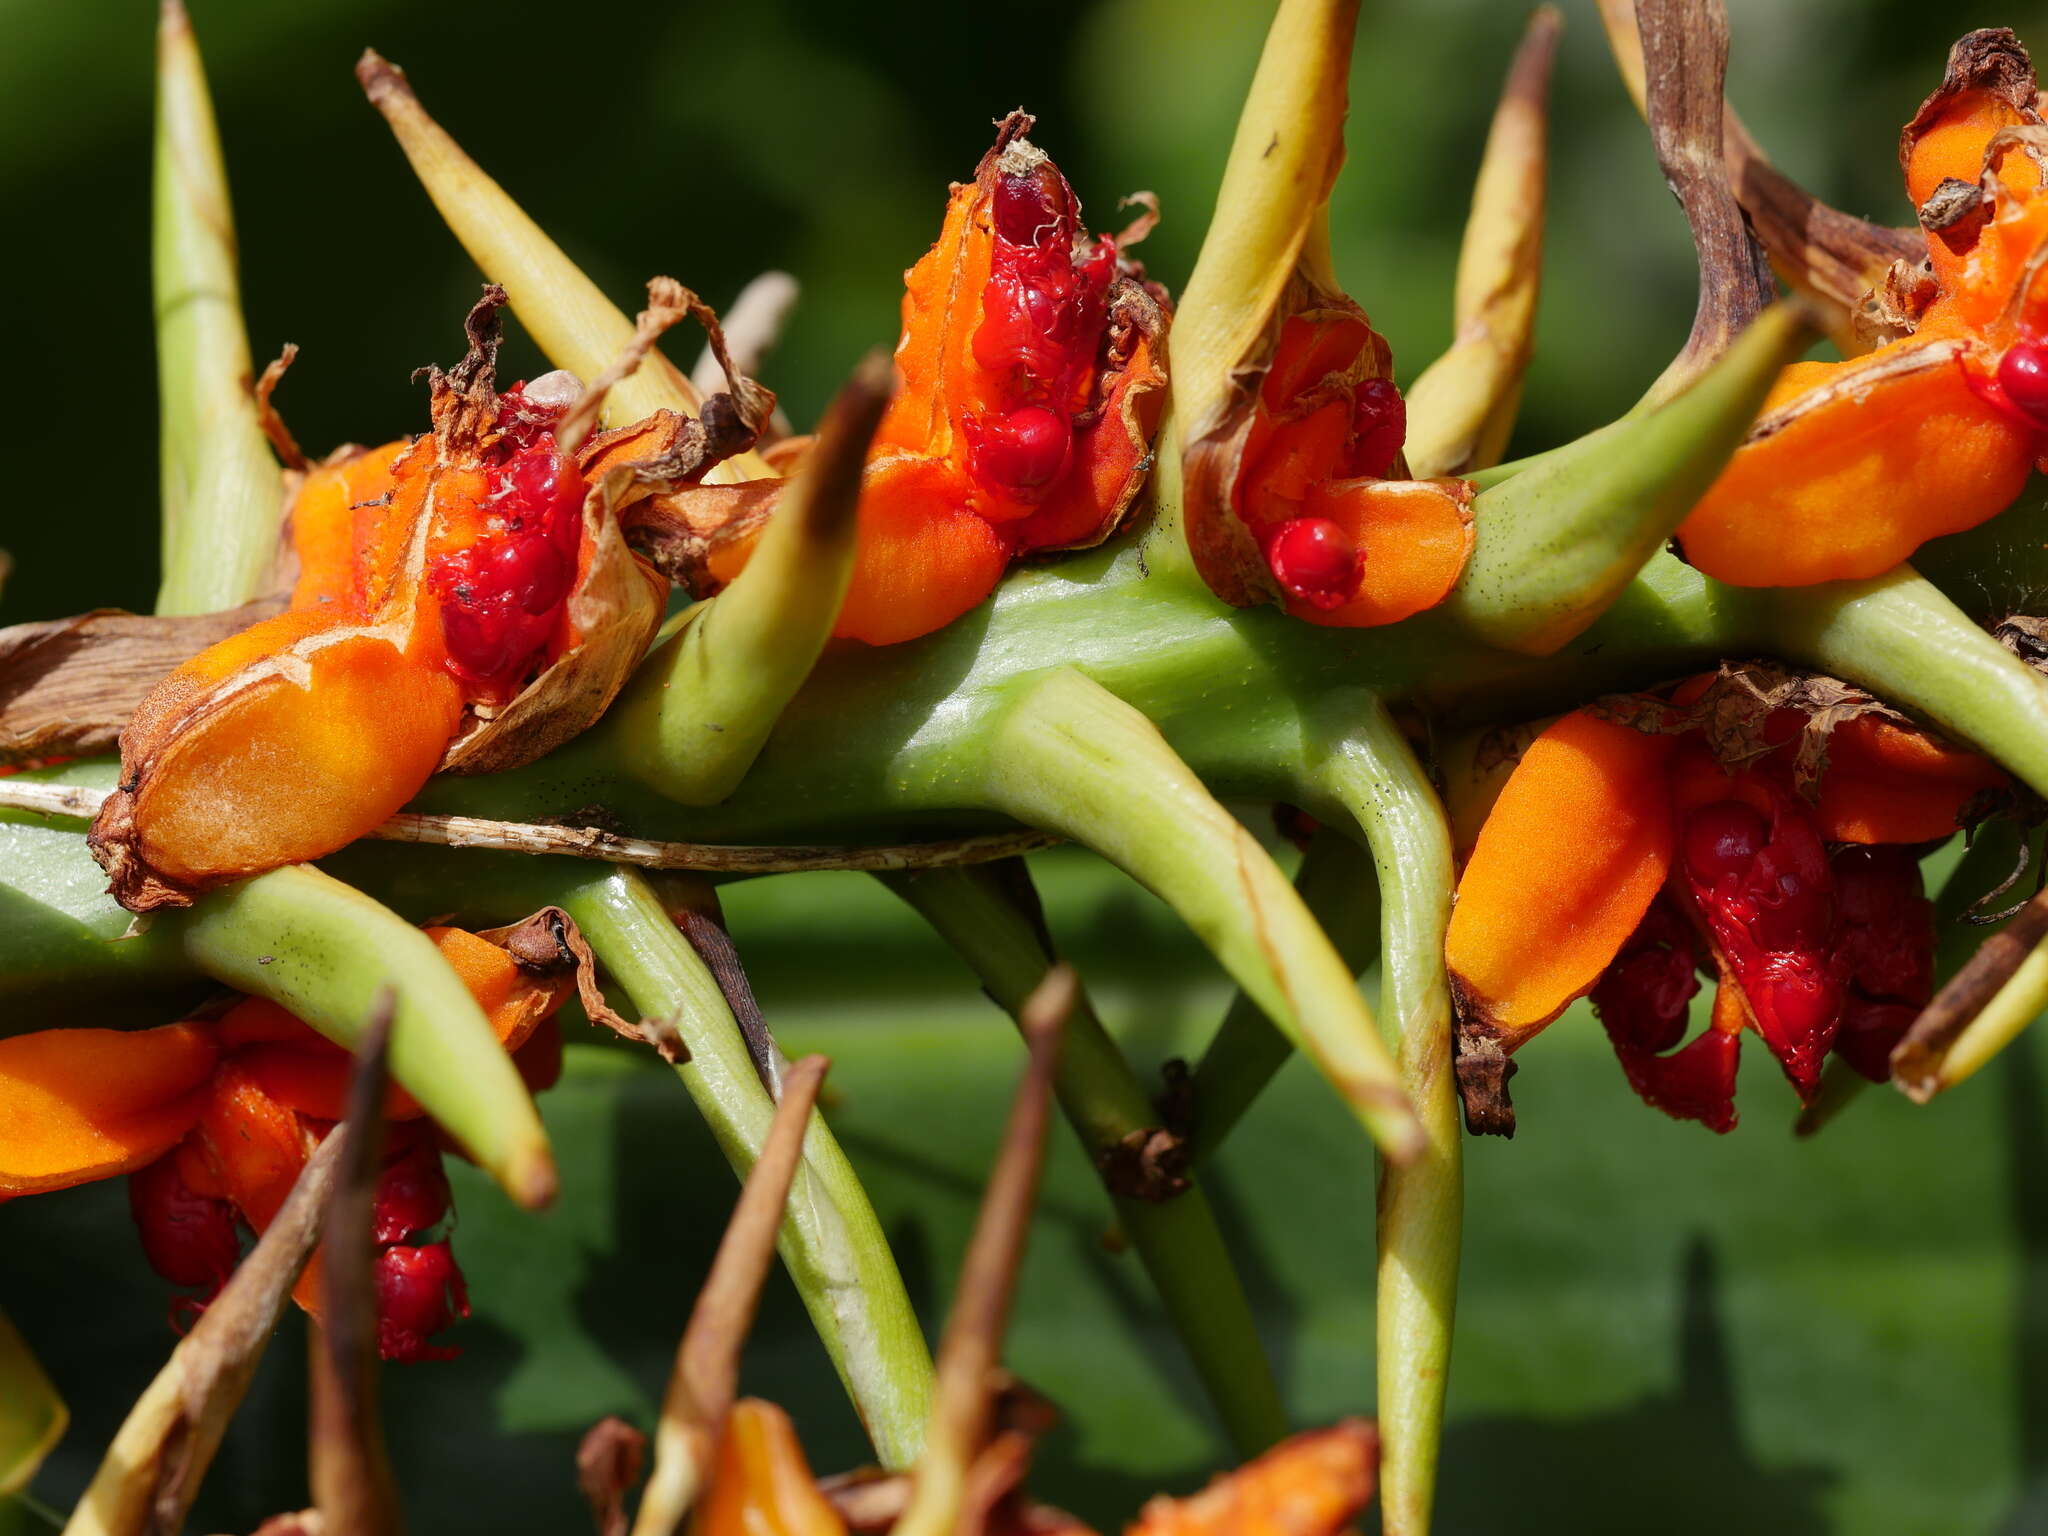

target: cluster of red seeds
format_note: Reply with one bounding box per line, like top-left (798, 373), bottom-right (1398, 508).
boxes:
top-left (127, 1126), bottom-right (469, 1363)
top-left (966, 162), bottom-right (1117, 502)
top-left (1256, 367), bottom-right (1407, 611)
top-left (429, 379), bottom-right (588, 699)
top-left (1592, 791), bottom-right (1935, 1130)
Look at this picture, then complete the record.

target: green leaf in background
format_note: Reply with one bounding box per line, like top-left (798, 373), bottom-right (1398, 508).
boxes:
top-left (0, 1304), bottom-right (65, 1536)
top-left (3, 851), bottom-right (2044, 1533)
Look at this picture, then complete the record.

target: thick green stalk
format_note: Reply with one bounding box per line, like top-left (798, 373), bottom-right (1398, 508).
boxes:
top-left (555, 865), bottom-right (934, 1468)
top-left (614, 358), bottom-right (885, 805)
top-left (1186, 832), bottom-right (1379, 1164)
top-left (1446, 301), bottom-right (1813, 656)
top-left (881, 862), bottom-right (1287, 1457)
top-left (977, 667), bottom-right (1424, 1162)
top-left (153, 0), bottom-right (282, 616)
top-left (160, 863), bottom-right (556, 1210)
top-left (1306, 693), bottom-right (1461, 1536)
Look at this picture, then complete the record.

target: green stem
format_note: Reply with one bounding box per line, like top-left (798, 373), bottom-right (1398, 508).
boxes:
top-left (152, 0), bottom-right (282, 617)
top-left (977, 667), bottom-right (1424, 1162)
top-left (1764, 568), bottom-right (2048, 800)
top-left (160, 863), bottom-right (556, 1210)
top-left (1305, 692), bottom-right (1461, 1536)
top-left (554, 864), bottom-right (934, 1468)
top-left (1186, 831), bottom-right (1379, 1164)
top-left (881, 861), bottom-right (1287, 1457)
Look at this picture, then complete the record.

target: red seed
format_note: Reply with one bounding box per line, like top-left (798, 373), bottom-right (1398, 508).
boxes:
top-left (1997, 341), bottom-right (2048, 429)
top-left (1833, 996), bottom-right (1920, 1082)
top-left (372, 1135), bottom-right (453, 1246)
top-left (971, 404), bottom-right (1072, 492)
top-left (1680, 801), bottom-right (1768, 887)
top-left (129, 1154), bottom-right (241, 1294)
top-left (1265, 517), bottom-right (1361, 610)
top-left (1348, 379), bottom-right (1407, 479)
top-left (375, 1241), bottom-right (470, 1364)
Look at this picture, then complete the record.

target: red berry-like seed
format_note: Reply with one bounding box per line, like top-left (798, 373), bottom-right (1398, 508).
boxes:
top-left (1834, 996), bottom-right (1919, 1082)
top-left (1266, 518), bottom-right (1361, 610)
top-left (375, 1241), bottom-right (470, 1364)
top-left (993, 167), bottom-right (1068, 247)
top-left (1680, 801), bottom-right (1768, 886)
top-left (1998, 341), bottom-right (2048, 429)
top-left (373, 1139), bottom-right (453, 1246)
top-left (974, 405), bottom-right (1071, 491)
top-left (1349, 379), bottom-right (1407, 479)
top-left (129, 1156), bottom-right (241, 1294)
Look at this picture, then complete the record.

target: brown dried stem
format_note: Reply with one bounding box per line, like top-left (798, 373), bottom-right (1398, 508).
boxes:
top-left (0, 776), bottom-right (1057, 875)
top-left (310, 1000), bottom-right (401, 1536)
top-left (1637, 0), bottom-right (1775, 406)
top-left (631, 1054), bottom-right (831, 1536)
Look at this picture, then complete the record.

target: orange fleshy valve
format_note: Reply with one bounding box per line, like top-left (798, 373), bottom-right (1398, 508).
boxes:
top-left (1677, 30), bottom-right (2048, 587)
top-left (0, 921), bottom-right (574, 1358)
top-left (1126, 1420), bottom-right (1379, 1536)
top-left (91, 298), bottom-right (668, 912)
top-left (1185, 294), bottom-right (1473, 626)
top-left (691, 113), bottom-right (1169, 647)
top-left (690, 1399), bottom-right (848, 1536)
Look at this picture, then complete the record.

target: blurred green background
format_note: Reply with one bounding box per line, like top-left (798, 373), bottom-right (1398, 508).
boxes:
top-left (5, 0), bottom-right (2048, 1531)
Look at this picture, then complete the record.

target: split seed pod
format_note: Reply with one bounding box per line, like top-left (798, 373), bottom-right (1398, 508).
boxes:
top-left (1174, 7), bottom-right (1473, 626)
top-left (627, 112), bottom-right (1169, 647)
top-left (1675, 29), bottom-right (2048, 586)
top-left (89, 285), bottom-right (748, 911)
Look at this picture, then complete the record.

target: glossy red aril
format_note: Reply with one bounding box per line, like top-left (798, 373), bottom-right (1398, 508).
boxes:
top-left (129, 1155), bottom-right (240, 1294)
top-left (968, 403), bottom-right (1071, 491)
top-left (1265, 517), bottom-right (1361, 610)
top-left (1681, 801), bottom-right (1768, 887)
top-left (1590, 897), bottom-right (1737, 1132)
top-left (1997, 340), bottom-right (2048, 429)
top-left (430, 379), bottom-right (588, 698)
top-left (373, 1134), bottom-right (454, 1246)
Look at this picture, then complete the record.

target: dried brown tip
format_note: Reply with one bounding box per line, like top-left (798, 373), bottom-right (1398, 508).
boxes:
top-left (631, 1055), bottom-right (830, 1536)
top-left (1891, 886), bottom-right (2048, 1099)
top-left (1901, 29), bottom-right (2042, 174)
top-left (256, 344), bottom-right (308, 471)
top-left (892, 967), bottom-right (1072, 1536)
top-left (311, 997), bottom-right (401, 1536)
top-left (69, 1126), bottom-right (346, 1536)
top-left (355, 48), bottom-right (410, 110)
top-left (578, 1418), bottom-right (648, 1536)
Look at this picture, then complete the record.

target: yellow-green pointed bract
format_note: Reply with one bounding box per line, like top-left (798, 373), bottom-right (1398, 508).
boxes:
top-left (1447, 300), bottom-right (1814, 656)
top-left (1404, 8), bottom-right (1560, 480)
top-left (159, 864), bottom-right (557, 1210)
top-left (152, 0), bottom-right (285, 618)
top-left (614, 354), bottom-right (889, 806)
top-left (1171, 0), bottom-right (1358, 438)
top-left (980, 667), bottom-right (1426, 1163)
top-left (356, 50), bottom-right (772, 481)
